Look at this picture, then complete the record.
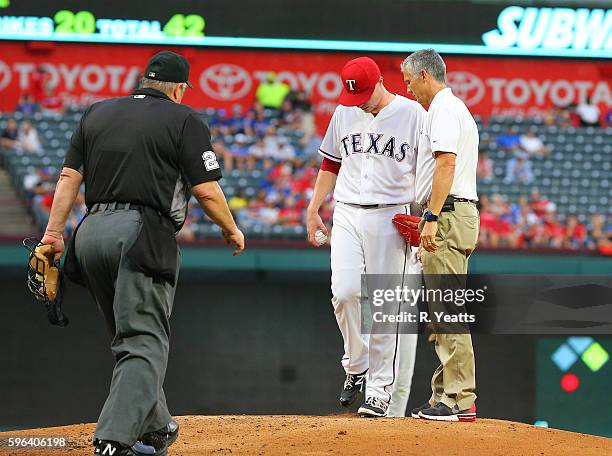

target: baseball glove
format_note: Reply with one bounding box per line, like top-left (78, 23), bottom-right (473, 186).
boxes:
top-left (392, 213), bottom-right (421, 247)
top-left (23, 238), bottom-right (68, 327)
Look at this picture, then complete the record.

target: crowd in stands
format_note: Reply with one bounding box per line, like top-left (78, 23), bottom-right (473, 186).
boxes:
top-left (1, 74), bottom-right (610, 253)
top-left (478, 191), bottom-right (610, 251)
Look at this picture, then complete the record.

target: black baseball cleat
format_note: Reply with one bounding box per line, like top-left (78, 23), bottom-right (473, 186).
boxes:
top-left (135, 419), bottom-right (180, 456)
top-left (410, 402), bottom-right (431, 419)
top-left (357, 397), bottom-right (389, 417)
top-left (419, 402), bottom-right (477, 422)
top-left (339, 370), bottom-right (367, 407)
top-left (94, 439), bottom-right (138, 456)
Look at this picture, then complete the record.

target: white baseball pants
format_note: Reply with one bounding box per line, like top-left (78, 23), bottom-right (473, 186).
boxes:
top-left (330, 202), bottom-right (418, 404)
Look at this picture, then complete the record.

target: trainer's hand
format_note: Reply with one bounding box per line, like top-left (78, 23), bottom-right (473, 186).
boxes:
top-left (306, 209), bottom-right (329, 247)
top-left (222, 227), bottom-right (245, 256)
top-left (420, 221), bottom-right (438, 253)
top-left (40, 230), bottom-right (64, 261)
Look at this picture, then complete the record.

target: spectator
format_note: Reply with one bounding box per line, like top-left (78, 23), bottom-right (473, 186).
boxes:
top-left (16, 94), bottom-right (39, 116)
top-left (244, 104), bottom-right (271, 137)
top-left (519, 130), bottom-right (550, 157)
top-left (542, 206), bottom-right (565, 248)
top-left (259, 201), bottom-right (280, 225)
top-left (589, 213), bottom-right (612, 252)
top-left (65, 192), bottom-right (87, 237)
top-left (298, 131), bottom-right (323, 160)
top-left (279, 98), bottom-right (302, 130)
top-left (228, 190), bottom-right (248, 216)
top-left (220, 134), bottom-right (254, 172)
top-left (529, 190), bottom-right (549, 217)
top-left (476, 151), bottom-right (493, 183)
top-left (224, 104), bottom-right (247, 135)
top-left (41, 86), bottom-right (64, 114)
top-left (17, 120), bottom-right (43, 153)
top-left (543, 105), bottom-right (571, 128)
top-left (286, 90), bottom-right (312, 112)
top-left (248, 136), bottom-right (273, 169)
top-left (496, 126), bottom-right (520, 153)
top-left (0, 118), bottom-right (19, 149)
top-left (605, 109), bottom-right (612, 127)
top-left (576, 97), bottom-right (600, 127)
top-left (274, 137), bottom-right (296, 163)
top-left (255, 72), bottom-right (290, 110)
top-left (505, 152), bottom-right (533, 184)
top-left (278, 195), bottom-right (302, 225)
top-left (23, 167), bottom-right (54, 199)
top-left (31, 66), bottom-right (50, 105)
top-left (287, 89), bottom-right (315, 135)
top-left (563, 215), bottom-right (587, 249)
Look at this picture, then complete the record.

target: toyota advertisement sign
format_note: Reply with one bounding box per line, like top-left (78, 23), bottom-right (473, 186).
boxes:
top-left (0, 42), bottom-right (609, 132)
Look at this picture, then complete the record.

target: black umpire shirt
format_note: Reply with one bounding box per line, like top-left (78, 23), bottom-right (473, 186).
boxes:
top-left (63, 88), bottom-right (222, 230)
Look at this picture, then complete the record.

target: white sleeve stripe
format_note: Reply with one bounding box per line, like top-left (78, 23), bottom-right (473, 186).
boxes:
top-left (318, 149), bottom-right (342, 162)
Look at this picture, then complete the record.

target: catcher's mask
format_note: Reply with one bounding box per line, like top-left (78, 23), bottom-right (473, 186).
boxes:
top-left (23, 238), bottom-right (68, 327)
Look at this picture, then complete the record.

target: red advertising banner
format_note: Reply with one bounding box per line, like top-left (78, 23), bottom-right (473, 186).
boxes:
top-left (0, 42), bottom-right (610, 133)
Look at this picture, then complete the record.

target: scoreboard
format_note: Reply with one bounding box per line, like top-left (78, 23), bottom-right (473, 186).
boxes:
top-left (0, 1), bottom-right (609, 58)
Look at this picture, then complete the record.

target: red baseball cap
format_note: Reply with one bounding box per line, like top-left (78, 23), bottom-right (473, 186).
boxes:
top-left (338, 57), bottom-right (382, 106)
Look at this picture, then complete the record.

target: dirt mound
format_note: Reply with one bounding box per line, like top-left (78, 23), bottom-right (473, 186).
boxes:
top-left (0, 415), bottom-right (609, 455)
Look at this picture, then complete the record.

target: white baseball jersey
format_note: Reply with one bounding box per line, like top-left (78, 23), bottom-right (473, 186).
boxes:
top-left (319, 95), bottom-right (426, 205)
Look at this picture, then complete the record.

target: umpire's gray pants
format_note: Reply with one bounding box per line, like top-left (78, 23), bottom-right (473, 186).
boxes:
top-left (75, 207), bottom-right (179, 446)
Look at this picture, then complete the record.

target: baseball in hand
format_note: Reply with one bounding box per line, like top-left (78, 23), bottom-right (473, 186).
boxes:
top-left (314, 229), bottom-right (328, 245)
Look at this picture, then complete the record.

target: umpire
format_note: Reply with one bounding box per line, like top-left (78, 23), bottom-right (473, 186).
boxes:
top-left (39, 51), bottom-right (245, 456)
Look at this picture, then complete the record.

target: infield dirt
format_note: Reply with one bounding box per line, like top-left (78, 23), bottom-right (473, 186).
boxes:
top-left (0, 415), bottom-right (610, 455)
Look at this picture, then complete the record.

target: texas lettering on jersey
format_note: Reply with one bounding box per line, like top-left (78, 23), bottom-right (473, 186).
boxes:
top-left (340, 133), bottom-right (410, 162)
top-left (319, 95), bottom-right (427, 205)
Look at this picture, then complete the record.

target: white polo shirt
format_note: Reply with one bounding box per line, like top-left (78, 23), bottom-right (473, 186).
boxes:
top-left (415, 87), bottom-right (479, 205)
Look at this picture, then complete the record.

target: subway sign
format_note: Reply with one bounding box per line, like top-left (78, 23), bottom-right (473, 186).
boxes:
top-left (483, 7), bottom-right (611, 52)
top-left (0, 3), bottom-right (609, 58)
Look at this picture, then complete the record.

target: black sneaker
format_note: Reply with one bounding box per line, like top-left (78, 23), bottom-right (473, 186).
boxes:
top-left (419, 402), bottom-right (477, 422)
top-left (339, 370), bottom-right (367, 407)
top-left (410, 402), bottom-right (431, 419)
top-left (94, 440), bottom-right (137, 456)
top-left (133, 419), bottom-right (179, 456)
top-left (357, 397), bottom-right (389, 417)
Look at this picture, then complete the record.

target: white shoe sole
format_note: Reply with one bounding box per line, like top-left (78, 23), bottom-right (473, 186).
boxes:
top-left (418, 411), bottom-right (476, 422)
top-left (357, 407), bottom-right (387, 418)
top-left (411, 413), bottom-right (421, 419)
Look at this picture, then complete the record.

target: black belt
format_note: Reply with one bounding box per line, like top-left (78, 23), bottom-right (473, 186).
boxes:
top-left (88, 202), bottom-right (145, 213)
top-left (421, 196), bottom-right (477, 212)
top-left (452, 197), bottom-right (477, 204)
top-left (341, 202), bottom-right (411, 209)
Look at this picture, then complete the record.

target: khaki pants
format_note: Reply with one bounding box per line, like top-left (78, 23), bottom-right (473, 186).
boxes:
top-left (419, 202), bottom-right (479, 411)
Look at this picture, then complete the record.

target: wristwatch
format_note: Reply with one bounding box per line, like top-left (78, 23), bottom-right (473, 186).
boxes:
top-left (423, 210), bottom-right (439, 222)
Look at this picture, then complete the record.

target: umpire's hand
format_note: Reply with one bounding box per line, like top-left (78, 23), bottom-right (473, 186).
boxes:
top-left (223, 227), bottom-right (245, 256)
top-left (40, 230), bottom-right (64, 261)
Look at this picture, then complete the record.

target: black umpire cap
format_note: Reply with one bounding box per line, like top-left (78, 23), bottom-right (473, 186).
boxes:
top-left (145, 51), bottom-right (193, 88)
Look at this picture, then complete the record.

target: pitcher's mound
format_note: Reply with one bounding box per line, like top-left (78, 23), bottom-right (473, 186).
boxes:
top-left (1, 415), bottom-right (610, 455)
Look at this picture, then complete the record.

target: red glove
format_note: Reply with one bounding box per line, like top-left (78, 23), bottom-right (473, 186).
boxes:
top-left (392, 213), bottom-right (421, 247)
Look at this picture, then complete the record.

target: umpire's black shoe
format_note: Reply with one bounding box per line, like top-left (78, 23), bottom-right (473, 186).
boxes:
top-left (339, 370), bottom-right (367, 407)
top-left (136, 419), bottom-right (180, 455)
top-left (94, 439), bottom-right (138, 456)
top-left (410, 401), bottom-right (431, 419)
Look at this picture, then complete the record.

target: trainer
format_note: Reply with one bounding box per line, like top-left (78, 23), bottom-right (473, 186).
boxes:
top-left (400, 49), bottom-right (479, 422)
top-left (39, 51), bottom-right (245, 456)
